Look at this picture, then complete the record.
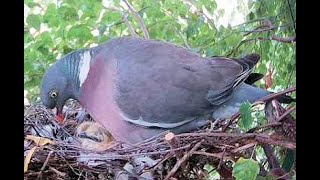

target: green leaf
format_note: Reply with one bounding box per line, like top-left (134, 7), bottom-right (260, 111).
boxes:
top-left (80, 0), bottom-right (102, 19)
top-left (64, 0), bottom-right (81, 8)
top-left (203, 164), bottom-right (220, 179)
top-left (201, 0), bottom-right (217, 13)
top-left (24, 31), bottom-right (33, 44)
top-left (39, 32), bottom-right (54, 47)
top-left (63, 45), bottom-right (74, 54)
top-left (226, 34), bottom-right (243, 46)
top-left (59, 6), bottom-right (79, 21)
top-left (24, 61), bottom-right (33, 74)
top-left (25, 0), bottom-right (38, 8)
top-left (25, 2), bottom-right (39, 8)
top-left (203, 164), bottom-right (214, 172)
top-left (249, 12), bottom-right (255, 20)
top-left (238, 102), bottom-right (253, 131)
top-left (67, 24), bottom-right (93, 43)
top-left (26, 14), bottom-right (41, 30)
top-left (43, 4), bottom-right (60, 27)
top-left (37, 46), bottom-right (49, 56)
top-left (282, 150), bottom-right (295, 172)
top-left (177, 3), bottom-right (188, 16)
top-left (186, 22), bottom-right (198, 39)
top-left (232, 157), bottom-right (260, 180)
top-left (255, 111), bottom-right (267, 125)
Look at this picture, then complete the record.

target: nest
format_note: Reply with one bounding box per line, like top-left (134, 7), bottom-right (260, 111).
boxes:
top-left (24, 88), bottom-right (296, 180)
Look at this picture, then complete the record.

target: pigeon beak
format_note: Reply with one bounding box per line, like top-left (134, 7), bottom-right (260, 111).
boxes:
top-left (54, 107), bottom-right (65, 124)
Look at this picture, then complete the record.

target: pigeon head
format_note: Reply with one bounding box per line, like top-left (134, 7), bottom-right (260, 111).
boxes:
top-left (41, 64), bottom-right (69, 122)
top-left (41, 50), bottom-right (87, 122)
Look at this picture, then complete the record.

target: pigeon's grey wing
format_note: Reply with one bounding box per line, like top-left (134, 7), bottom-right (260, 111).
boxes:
top-left (104, 38), bottom-right (258, 128)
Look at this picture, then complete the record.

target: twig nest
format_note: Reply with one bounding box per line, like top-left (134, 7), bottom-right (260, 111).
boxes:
top-left (120, 156), bottom-right (158, 180)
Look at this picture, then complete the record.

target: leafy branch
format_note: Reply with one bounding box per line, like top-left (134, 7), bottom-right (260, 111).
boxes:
top-left (245, 20), bottom-right (296, 43)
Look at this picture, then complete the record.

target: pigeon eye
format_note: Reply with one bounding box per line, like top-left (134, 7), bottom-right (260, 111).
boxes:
top-left (49, 90), bottom-right (58, 98)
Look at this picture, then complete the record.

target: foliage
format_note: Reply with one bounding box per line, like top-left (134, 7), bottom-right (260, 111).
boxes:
top-left (203, 164), bottom-right (220, 179)
top-left (24, 0), bottom-right (296, 101)
top-left (24, 0), bottom-right (296, 178)
top-left (232, 157), bottom-right (260, 180)
top-left (238, 102), bottom-right (253, 131)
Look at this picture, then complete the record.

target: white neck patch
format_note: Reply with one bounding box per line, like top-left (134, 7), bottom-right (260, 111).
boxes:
top-left (79, 51), bottom-right (91, 87)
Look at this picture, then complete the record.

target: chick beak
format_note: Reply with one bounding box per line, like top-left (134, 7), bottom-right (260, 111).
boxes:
top-left (55, 107), bottom-right (65, 124)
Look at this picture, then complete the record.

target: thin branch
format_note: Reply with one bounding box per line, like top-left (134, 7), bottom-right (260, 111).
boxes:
top-left (256, 86), bottom-right (296, 103)
top-left (193, 151), bottom-right (232, 160)
top-left (217, 148), bottom-right (226, 169)
top-left (178, 31), bottom-right (191, 49)
top-left (277, 106), bottom-right (296, 123)
top-left (246, 122), bottom-right (282, 133)
top-left (180, 0), bottom-right (215, 28)
top-left (256, 136), bottom-right (295, 149)
top-left (222, 112), bottom-right (240, 132)
top-left (122, 0), bottom-right (149, 39)
top-left (69, 145), bottom-right (191, 159)
top-left (243, 26), bottom-right (277, 36)
top-left (231, 142), bottom-right (258, 153)
top-left (41, 151), bottom-right (53, 171)
top-left (48, 166), bottom-right (67, 177)
top-left (270, 34), bottom-right (296, 43)
top-left (147, 153), bottom-right (174, 171)
top-left (36, 150), bottom-right (54, 179)
top-left (122, 12), bottom-right (138, 37)
top-left (287, 0), bottom-right (296, 33)
top-left (231, 17), bottom-right (268, 28)
top-left (262, 145), bottom-right (287, 179)
top-left (262, 145), bottom-right (280, 169)
top-left (246, 19), bottom-right (296, 43)
top-left (164, 140), bottom-right (204, 180)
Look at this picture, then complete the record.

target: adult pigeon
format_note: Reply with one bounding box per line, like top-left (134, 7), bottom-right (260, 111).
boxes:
top-left (40, 37), bottom-right (277, 144)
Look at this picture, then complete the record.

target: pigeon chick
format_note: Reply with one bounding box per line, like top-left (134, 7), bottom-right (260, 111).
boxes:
top-left (76, 121), bottom-right (114, 151)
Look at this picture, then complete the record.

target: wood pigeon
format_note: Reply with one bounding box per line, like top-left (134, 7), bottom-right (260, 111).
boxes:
top-left (40, 37), bottom-right (286, 144)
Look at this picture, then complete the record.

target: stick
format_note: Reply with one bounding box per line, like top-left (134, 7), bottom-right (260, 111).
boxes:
top-left (256, 86), bottom-right (296, 103)
top-left (41, 151), bottom-right (53, 171)
top-left (231, 142), bottom-right (258, 153)
top-left (164, 140), bottom-right (204, 180)
top-left (262, 145), bottom-right (280, 169)
top-left (193, 151), bottom-right (232, 160)
top-left (165, 132), bottom-right (183, 160)
top-left (37, 151), bottom-right (54, 179)
top-left (277, 107), bottom-right (296, 123)
top-left (217, 148), bottom-right (226, 170)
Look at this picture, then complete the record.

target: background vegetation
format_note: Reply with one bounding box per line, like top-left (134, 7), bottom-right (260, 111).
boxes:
top-left (24, 0), bottom-right (296, 179)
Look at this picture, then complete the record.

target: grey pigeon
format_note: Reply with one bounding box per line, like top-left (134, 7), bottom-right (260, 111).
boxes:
top-left (41, 37), bottom-right (282, 144)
